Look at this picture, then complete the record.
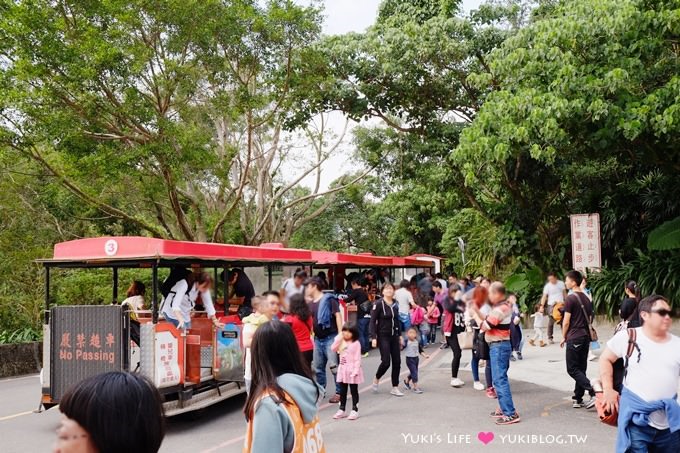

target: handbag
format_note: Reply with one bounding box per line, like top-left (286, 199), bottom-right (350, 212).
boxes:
top-left (458, 330), bottom-right (474, 350)
top-left (575, 293), bottom-right (598, 342)
top-left (595, 328), bottom-right (638, 426)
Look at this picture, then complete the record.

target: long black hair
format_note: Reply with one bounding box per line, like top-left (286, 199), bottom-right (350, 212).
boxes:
top-left (626, 280), bottom-right (641, 302)
top-left (288, 293), bottom-right (311, 322)
top-left (60, 371), bottom-right (165, 453)
top-left (243, 320), bottom-right (317, 421)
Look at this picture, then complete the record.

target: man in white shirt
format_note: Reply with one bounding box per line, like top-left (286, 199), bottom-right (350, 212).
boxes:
top-left (279, 269), bottom-right (307, 313)
top-left (599, 295), bottom-right (680, 453)
top-left (394, 279), bottom-right (415, 333)
top-left (539, 272), bottom-right (567, 344)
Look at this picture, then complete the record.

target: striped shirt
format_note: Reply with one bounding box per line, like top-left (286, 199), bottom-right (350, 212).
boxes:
top-left (481, 301), bottom-right (512, 342)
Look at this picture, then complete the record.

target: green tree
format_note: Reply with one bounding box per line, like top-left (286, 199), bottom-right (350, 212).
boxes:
top-left (456, 0), bottom-right (680, 266)
top-left (0, 0), bottom-right (356, 245)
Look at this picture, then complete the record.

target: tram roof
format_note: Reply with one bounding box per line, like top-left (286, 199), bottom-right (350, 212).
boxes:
top-left (312, 251), bottom-right (433, 268)
top-left (39, 237), bottom-right (315, 268)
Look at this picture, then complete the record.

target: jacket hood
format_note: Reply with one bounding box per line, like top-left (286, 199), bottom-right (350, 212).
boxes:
top-left (242, 312), bottom-right (267, 325)
top-left (277, 373), bottom-right (321, 423)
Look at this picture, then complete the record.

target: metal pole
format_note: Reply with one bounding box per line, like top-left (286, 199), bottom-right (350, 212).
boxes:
top-left (223, 266), bottom-right (228, 303)
top-left (152, 265), bottom-right (159, 324)
top-left (44, 266), bottom-right (50, 324)
top-left (112, 267), bottom-right (119, 304)
top-left (267, 265), bottom-right (273, 291)
top-left (214, 267), bottom-right (218, 299)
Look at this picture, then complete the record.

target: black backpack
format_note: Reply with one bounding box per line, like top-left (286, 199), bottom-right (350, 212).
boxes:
top-left (161, 267), bottom-right (192, 299)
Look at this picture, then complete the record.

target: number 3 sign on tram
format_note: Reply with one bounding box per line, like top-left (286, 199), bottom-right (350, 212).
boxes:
top-left (104, 239), bottom-right (118, 256)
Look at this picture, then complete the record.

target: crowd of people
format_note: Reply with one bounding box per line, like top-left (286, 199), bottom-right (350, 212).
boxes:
top-left (55, 267), bottom-right (679, 453)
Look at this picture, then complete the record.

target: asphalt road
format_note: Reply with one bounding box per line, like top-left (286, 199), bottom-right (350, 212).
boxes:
top-left (0, 337), bottom-right (618, 453)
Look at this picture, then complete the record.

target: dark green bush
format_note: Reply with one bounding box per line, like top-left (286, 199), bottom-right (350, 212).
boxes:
top-left (589, 251), bottom-right (680, 319)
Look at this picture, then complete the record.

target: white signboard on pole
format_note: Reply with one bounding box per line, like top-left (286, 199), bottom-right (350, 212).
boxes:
top-left (570, 213), bottom-right (601, 271)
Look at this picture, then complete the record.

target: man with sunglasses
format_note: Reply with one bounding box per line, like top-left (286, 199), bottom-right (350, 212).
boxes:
top-left (599, 295), bottom-right (680, 453)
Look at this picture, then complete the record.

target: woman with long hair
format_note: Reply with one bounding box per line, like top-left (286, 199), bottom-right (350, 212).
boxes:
top-left (161, 272), bottom-right (222, 331)
top-left (443, 285), bottom-right (466, 388)
top-left (243, 320), bottom-right (324, 453)
top-left (620, 280), bottom-right (642, 329)
top-left (121, 281), bottom-right (145, 346)
top-left (369, 282), bottom-right (404, 397)
top-left (282, 294), bottom-right (315, 367)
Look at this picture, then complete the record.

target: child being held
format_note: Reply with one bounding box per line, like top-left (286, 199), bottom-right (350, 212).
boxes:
top-left (425, 299), bottom-right (440, 345)
top-left (331, 323), bottom-right (364, 420)
top-left (402, 327), bottom-right (430, 393)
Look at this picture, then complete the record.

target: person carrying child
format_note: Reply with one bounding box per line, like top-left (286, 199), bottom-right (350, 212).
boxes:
top-left (331, 324), bottom-right (364, 420)
top-left (425, 299), bottom-right (440, 345)
top-left (529, 304), bottom-right (547, 347)
top-left (410, 301), bottom-right (428, 347)
top-left (403, 327), bottom-right (430, 393)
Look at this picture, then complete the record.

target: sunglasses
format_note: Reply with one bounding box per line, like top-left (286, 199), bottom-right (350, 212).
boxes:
top-left (650, 308), bottom-right (673, 318)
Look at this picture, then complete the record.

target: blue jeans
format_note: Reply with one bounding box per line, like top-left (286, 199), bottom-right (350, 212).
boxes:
top-left (313, 335), bottom-right (340, 395)
top-left (358, 317), bottom-right (370, 354)
top-left (399, 312), bottom-right (411, 335)
top-left (167, 316), bottom-right (191, 330)
top-left (490, 340), bottom-right (516, 416)
top-left (419, 324), bottom-right (430, 347)
top-left (627, 423), bottom-right (680, 453)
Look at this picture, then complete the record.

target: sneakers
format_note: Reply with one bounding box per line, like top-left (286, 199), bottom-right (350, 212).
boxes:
top-left (584, 397), bottom-right (596, 410)
top-left (486, 387), bottom-right (498, 399)
top-left (390, 388), bottom-right (405, 397)
top-left (362, 352), bottom-right (369, 358)
top-left (495, 413), bottom-right (521, 425)
top-left (489, 408), bottom-right (504, 418)
top-left (413, 388), bottom-right (423, 394)
top-left (333, 409), bottom-right (347, 419)
top-left (329, 394), bottom-right (341, 404)
top-left (510, 353), bottom-right (517, 361)
top-left (517, 352), bottom-right (523, 360)
top-left (403, 379), bottom-right (411, 390)
top-left (473, 381), bottom-right (485, 391)
top-left (450, 378), bottom-right (465, 388)
top-left (347, 410), bottom-right (359, 420)
top-left (572, 400), bottom-right (583, 409)
top-left (439, 343), bottom-right (449, 350)
top-left (371, 381), bottom-right (379, 393)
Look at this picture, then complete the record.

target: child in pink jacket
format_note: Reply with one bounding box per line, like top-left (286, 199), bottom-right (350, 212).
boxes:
top-left (331, 323), bottom-right (364, 420)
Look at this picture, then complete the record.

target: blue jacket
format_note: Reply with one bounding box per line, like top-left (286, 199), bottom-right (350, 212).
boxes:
top-left (317, 293), bottom-right (335, 331)
top-left (617, 387), bottom-right (680, 453)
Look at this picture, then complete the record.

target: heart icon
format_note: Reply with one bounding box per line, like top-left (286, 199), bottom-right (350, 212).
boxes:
top-left (477, 431), bottom-right (495, 445)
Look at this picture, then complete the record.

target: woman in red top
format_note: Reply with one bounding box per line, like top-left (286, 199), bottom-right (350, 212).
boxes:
top-left (282, 294), bottom-right (314, 367)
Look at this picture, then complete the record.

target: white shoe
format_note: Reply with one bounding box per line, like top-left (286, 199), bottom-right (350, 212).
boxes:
top-left (390, 387), bottom-right (405, 397)
top-left (473, 381), bottom-right (485, 391)
top-left (450, 378), bottom-right (465, 388)
top-left (371, 381), bottom-right (379, 393)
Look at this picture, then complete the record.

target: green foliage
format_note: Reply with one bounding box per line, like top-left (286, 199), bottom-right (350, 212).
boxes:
top-left (648, 216), bottom-right (680, 251)
top-left (505, 266), bottom-right (544, 312)
top-left (589, 251), bottom-right (680, 318)
top-left (0, 327), bottom-right (42, 344)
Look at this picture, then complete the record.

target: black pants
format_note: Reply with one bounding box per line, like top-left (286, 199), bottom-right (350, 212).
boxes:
top-left (447, 334), bottom-right (462, 378)
top-left (547, 313), bottom-right (556, 340)
top-left (376, 335), bottom-right (401, 387)
top-left (566, 336), bottom-right (594, 402)
top-left (406, 356), bottom-right (419, 383)
top-left (302, 350), bottom-right (313, 370)
top-left (339, 383), bottom-right (359, 411)
top-left (510, 323), bottom-right (522, 352)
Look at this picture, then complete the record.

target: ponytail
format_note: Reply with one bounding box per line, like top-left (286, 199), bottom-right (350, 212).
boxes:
top-left (625, 280), bottom-right (641, 302)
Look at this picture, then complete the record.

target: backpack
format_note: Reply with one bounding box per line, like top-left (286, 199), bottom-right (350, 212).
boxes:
top-left (161, 267), bottom-right (192, 299)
